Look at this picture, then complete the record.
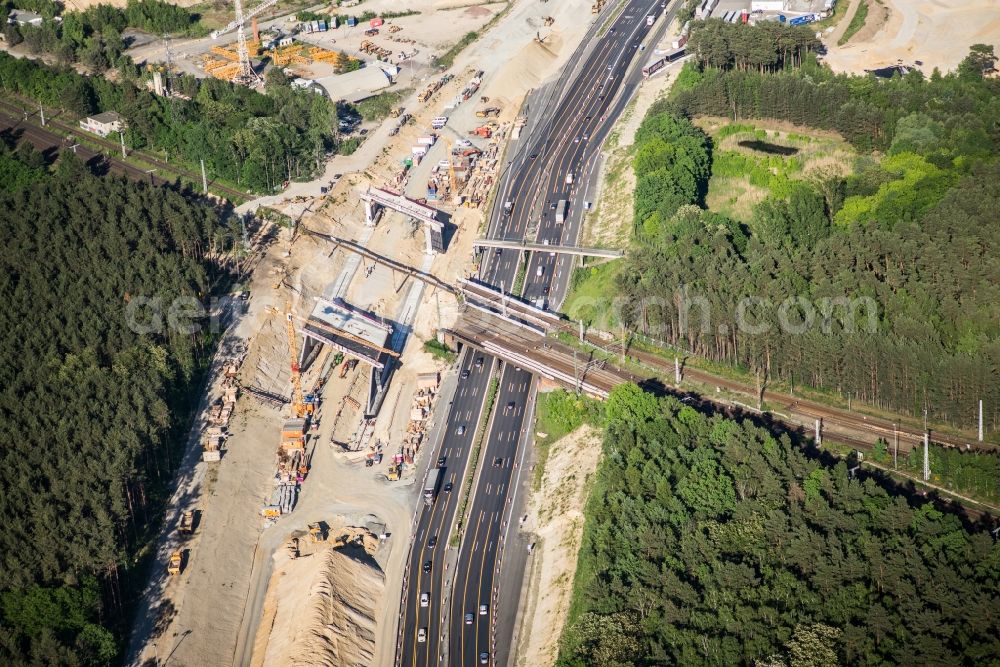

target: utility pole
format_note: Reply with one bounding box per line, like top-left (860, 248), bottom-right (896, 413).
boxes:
top-left (573, 349), bottom-right (579, 394)
top-left (200, 158), bottom-right (208, 194)
top-left (619, 323), bottom-right (625, 365)
top-left (815, 418), bottom-right (822, 446)
top-left (500, 281), bottom-right (507, 318)
top-left (979, 399), bottom-right (984, 442)
top-left (578, 319), bottom-right (584, 344)
top-left (38, 103), bottom-right (44, 126)
top-left (923, 432), bottom-right (930, 481)
top-left (120, 132), bottom-right (127, 159)
top-left (674, 356), bottom-right (681, 385)
top-left (893, 422), bottom-right (898, 469)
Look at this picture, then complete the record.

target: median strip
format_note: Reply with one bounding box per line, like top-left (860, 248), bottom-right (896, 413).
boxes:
top-left (450, 371), bottom-right (501, 547)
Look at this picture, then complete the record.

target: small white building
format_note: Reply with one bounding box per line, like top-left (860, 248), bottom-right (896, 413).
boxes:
top-left (79, 111), bottom-right (125, 138)
top-left (8, 10), bottom-right (44, 26)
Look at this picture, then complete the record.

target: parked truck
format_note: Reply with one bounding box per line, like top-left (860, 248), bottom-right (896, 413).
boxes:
top-left (167, 551), bottom-right (182, 575)
top-left (179, 510), bottom-right (194, 534)
top-left (423, 467), bottom-right (441, 504)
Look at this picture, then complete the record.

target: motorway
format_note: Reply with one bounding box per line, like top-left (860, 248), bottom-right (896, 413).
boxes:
top-left (398, 352), bottom-right (495, 665)
top-left (398, 0), bottom-right (674, 665)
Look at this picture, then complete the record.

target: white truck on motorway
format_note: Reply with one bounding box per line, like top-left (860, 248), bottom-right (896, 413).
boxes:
top-left (423, 468), bottom-right (441, 504)
top-left (555, 199), bottom-right (568, 224)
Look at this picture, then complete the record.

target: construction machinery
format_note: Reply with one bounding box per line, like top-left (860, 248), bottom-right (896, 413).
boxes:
top-left (308, 522), bottom-right (324, 542)
top-left (386, 463), bottom-right (401, 481)
top-left (167, 551), bottom-right (182, 575)
top-left (390, 106), bottom-right (405, 118)
top-left (284, 303), bottom-right (316, 418)
top-left (209, 0), bottom-right (278, 84)
top-left (544, 16), bottom-right (555, 26)
top-left (179, 510), bottom-right (194, 534)
top-left (475, 106), bottom-right (501, 118)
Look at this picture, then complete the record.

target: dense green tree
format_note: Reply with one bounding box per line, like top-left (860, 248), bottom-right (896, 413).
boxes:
top-left (612, 49), bottom-right (1000, 429)
top-left (0, 146), bottom-right (232, 663)
top-left (0, 52), bottom-right (337, 193)
top-left (557, 389), bottom-right (1000, 666)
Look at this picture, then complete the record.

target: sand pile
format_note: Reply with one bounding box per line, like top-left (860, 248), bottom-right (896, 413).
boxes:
top-left (254, 530), bottom-right (385, 667)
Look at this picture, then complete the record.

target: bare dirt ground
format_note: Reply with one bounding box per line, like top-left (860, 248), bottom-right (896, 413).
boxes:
top-left (823, 0), bottom-right (1000, 74)
top-left (514, 424), bottom-right (603, 667)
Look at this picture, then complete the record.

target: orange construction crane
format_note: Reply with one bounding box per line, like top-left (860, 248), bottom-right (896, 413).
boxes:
top-left (285, 302), bottom-right (313, 418)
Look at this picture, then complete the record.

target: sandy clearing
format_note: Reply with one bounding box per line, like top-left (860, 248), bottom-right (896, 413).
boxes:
top-left (823, 0), bottom-right (1000, 74)
top-left (514, 424), bottom-right (603, 667)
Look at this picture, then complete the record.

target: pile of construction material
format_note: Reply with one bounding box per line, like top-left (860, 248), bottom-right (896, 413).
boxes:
top-left (417, 73), bottom-right (454, 103)
top-left (262, 418), bottom-right (310, 520)
top-left (359, 40), bottom-right (392, 60)
top-left (202, 359), bottom-right (242, 461)
top-left (265, 483), bottom-right (299, 519)
top-left (457, 123), bottom-right (509, 208)
top-left (399, 372), bottom-right (440, 465)
top-left (202, 425), bottom-right (226, 462)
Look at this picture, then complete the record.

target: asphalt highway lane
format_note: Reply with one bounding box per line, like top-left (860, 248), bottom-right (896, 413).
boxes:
top-left (399, 2), bottom-right (672, 664)
top-left (447, 366), bottom-right (533, 666)
top-left (399, 352), bottom-right (495, 666)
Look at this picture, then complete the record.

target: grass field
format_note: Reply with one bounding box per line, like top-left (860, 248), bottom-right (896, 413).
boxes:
top-left (697, 118), bottom-right (856, 221)
top-left (562, 260), bottom-right (622, 330)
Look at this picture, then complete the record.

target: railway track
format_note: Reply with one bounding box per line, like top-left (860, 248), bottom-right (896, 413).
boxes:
top-left (0, 98), bottom-right (247, 201)
top-left (561, 321), bottom-right (994, 453)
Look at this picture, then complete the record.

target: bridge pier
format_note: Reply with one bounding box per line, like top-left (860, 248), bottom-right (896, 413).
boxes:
top-left (359, 186), bottom-right (445, 254)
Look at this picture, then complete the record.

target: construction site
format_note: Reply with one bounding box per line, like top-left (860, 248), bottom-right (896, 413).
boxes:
top-left (125, 0), bottom-right (607, 665)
